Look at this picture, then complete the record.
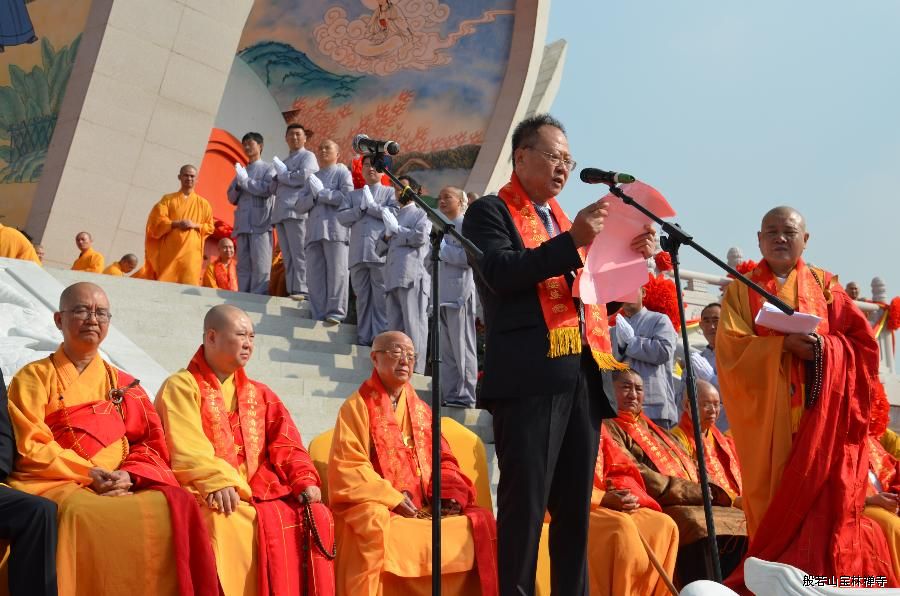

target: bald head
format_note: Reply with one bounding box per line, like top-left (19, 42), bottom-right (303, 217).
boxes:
top-left (59, 282), bottom-right (107, 311)
top-left (178, 164), bottom-right (197, 193)
top-left (119, 253), bottom-right (138, 273)
top-left (757, 205), bottom-right (809, 276)
top-left (202, 305), bottom-right (254, 379)
top-left (761, 206), bottom-right (806, 232)
top-left (204, 304), bottom-right (248, 332)
top-left (372, 330), bottom-right (413, 351)
top-left (55, 282), bottom-right (111, 354)
top-left (370, 331), bottom-right (415, 392)
top-left (683, 379), bottom-right (720, 430)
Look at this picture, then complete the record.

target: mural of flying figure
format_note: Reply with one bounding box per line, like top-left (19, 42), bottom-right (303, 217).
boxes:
top-left (0, 0), bottom-right (38, 52)
top-left (367, 0), bottom-right (414, 45)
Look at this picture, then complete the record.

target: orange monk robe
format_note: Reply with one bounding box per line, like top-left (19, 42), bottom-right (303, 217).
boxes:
top-left (71, 247), bottom-right (104, 272)
top-left (144, 191), bottom-right (214, 284)
top-left (6, 347), bottom-right (218, 596)
top-left (587, 425), bottom-right (678, 596)
top-left (0, 224), bottom-right (40, 264)
top-left (102, 262), bottom-right (125, 276)
top-left (671, 412), bottom-right (743, 502)
top-left (328, 371), bottom-right (498, 596)
top-left (155, 346), bottom-right (335, 596)
top-left (202, 258), bottom-right (238, 291)
top-left (718, 259), bottom-right (896, 589)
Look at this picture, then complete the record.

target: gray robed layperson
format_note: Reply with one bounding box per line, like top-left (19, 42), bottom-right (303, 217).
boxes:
top-left (336, 156), bottom-right (397, 346)
top-left (377, 189), bottom-right (432, 375)
top-left (611, 296), bottom-right (679, 428)
top-left (228, 132), bottom-right (274, 295)
top-left (302, 139), bottom-right (354, 323)
top-left (436, 187), bottom-right (477, 407)
top-left (270, 124), bottom-right (318, 300)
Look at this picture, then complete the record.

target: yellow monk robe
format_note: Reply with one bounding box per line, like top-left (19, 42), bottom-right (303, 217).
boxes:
top-left (202, 258), bottom-right (238, 291)
top-left (102, 262), bottom-right (125, 276)
top-left (155, 346), bottom-right (334, 596)
top-left (0, 224), bottom-right (40, 264)
top-left (144, 191), bottom-right (213, 284)
top-left (865, 434), bottom-right (900, 581)
top-left (671, 412), bottom-right (743, 502)
top-left (7, 348), bottom-right (218, 596)
top-left (882, 429), bottom-right (900, 460)
top-left (328, 372), bottom-right (498, 596)
top-left (588, 425), bottom-right (678, 596)
top-left (71, 248), bottom-right (103, 272)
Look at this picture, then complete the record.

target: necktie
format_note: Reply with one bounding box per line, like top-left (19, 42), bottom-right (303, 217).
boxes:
top-left (535, 204), bottom-right (556, 237)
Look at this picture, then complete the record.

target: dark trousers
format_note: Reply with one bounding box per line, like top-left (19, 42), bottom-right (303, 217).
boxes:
top-left (487, 352), bottom-right (604, 596)
top-left (0, 486), bottom-right (57, 596)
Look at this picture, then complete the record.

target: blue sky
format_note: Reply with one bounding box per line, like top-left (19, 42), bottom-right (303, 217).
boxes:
top-left (547, 0), bottom-right (900, 295)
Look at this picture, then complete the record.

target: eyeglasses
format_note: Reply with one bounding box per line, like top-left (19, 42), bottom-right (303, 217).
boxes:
top-left (529, 148), bottom-right (576, 171)
top-left (60, 307), bottom-right (112, 323)
top-left (373, 348), bottom-right (417, 362)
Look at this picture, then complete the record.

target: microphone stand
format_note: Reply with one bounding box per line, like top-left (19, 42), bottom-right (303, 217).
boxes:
top-left (371, 152), bottom-right (484, 596)
top-left (607, 183), bottom-right (793, 583)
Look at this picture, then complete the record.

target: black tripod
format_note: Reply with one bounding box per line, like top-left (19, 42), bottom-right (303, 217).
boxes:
top-left (607, 183), bottom-right (793, 582)
top-left (370, 152), bottom-right (483, 596)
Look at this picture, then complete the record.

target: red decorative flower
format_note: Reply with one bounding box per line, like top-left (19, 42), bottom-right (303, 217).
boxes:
top-left (211, 218), bottom-right (233, 241)
top-left (727, 259), bottom-right (758, 279)
top-left (870, 380), bottom-right (891, 438)
top-left (888, 296), bottom-right (900, 332)
top-left (643, 273), bottom-right (682, 331)
top-left (654, 251), bottom-right (673, 272)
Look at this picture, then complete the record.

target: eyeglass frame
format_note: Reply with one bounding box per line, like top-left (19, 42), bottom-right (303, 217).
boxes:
top-left (372, 347), bottom-right (418, 362)
top-left (526, 147), bottom-right (577, 171)
top-left (59, 307), bottom-right (113, 323)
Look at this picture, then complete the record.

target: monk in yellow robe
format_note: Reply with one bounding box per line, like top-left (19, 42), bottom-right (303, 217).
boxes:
top-left (6, 282), bottom-right (218, 596)
top-left (604, 368), bottom-right (746, 585)
top-left (155, 304), bottom-right (335, 596)
top-left (717, 206), bottom-right (896, 590)
top-left (141, 165), bottom-right (214, 284)
top-left (202, 238), bottom-right (238, 291)
top-left (0, 224), bottom-right (41, 264)
top-left (328, 330), bottom-right (498, 596)
top-left (71, 232), bottom-right (104, 272)
top-left (588, 424), bottom-right (678, 596)
top-left (102, 253), bottom-right (138, 277)
top-left (33, 243), bottom-right (45, 262)
top-left (670, 380), bottom-right (743, 505)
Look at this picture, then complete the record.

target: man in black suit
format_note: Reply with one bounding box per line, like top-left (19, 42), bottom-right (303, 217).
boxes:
top-left (0, 369), bottom-right (58, 596)
top-left (463, 114), bottom-right (655, 595)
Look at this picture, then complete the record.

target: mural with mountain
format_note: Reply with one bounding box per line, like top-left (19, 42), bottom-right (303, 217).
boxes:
top-left (237, 0), bottom-right (516, 193)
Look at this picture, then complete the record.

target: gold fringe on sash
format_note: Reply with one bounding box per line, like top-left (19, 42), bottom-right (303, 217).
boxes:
top-left (547, 327), bottom-right (581, 358)
top-left (592, 350), bottom-right (629, 371)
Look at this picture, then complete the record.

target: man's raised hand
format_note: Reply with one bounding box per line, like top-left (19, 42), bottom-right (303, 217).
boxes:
top-left (569, 199), bottom-right (610, 248)
top-left (630, 224), bottom-right (656, 258)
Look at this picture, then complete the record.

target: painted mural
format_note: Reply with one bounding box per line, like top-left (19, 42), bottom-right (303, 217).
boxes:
top-left (0, 0), bottom-right (92, 228)
top-left (237, 0), bottom-right (516, 194)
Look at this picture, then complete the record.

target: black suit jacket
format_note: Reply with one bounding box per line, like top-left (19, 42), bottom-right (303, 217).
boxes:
top-left (0, 370), bottom-right (15, 480)
top-left (463, 195), bottom-right (616, 415)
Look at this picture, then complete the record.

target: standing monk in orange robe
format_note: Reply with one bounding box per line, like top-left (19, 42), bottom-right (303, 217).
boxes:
top-left (141, 165), bottom-right (214, 284)
top-left (70, 232), bottom-right (104, 272)
top-left (202, 238), bottom-right (238, 291)
top-left (718, 205), bottom-right (896, 590)
top-left (670, 380), bottom-right (743, 505)
top-left (328, 330), bottom-right (498, 596)
top-left (155, 304), bottom-right (335, 596)
top-left (6, 282), bottom-right (219, 596)
top-left (0, 223), bottom-right (41, 264)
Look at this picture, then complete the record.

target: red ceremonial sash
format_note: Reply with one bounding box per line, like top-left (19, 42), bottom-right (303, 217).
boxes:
top-left (677, 414), bottom-right (743, 499)
top-left (597, 425), bottom-right (662, 512)
top-left (188, 346), bottom-right (264, 480)
top-left (614, 412), bottom-right (699, 482)
top-left (747, 259), bottom-right (831, 424)
top-left (214, 260), bottom-right (237, 291)
top-left (496, 173), bottom-right (624, 370)
top-left (359, 371), bottom-right (499, 596)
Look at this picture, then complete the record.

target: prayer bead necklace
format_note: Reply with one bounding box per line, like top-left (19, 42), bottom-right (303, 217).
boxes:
top-left (805, 335), bottom-right (823, 409)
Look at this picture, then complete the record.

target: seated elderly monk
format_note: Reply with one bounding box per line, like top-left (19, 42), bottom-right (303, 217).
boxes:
top-left (155, 304), bottom-right (335, 596)
top-left (670, 380), bottom-right (743, 505)
top-left (6, 282), bottom-right (218, 596)
top-left (588, 424), bottom-right (679, 596)
top-left (604, 368), bottom-right (747, 585)
top-left (328, 330), bottom-right (498, 596)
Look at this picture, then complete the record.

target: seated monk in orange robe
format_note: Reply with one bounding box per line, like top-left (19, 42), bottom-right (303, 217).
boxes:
top-left (6, 282), bottom-right (218, 596)
top-left (0, 223), bottom-right (41, 264)
top-left (588, 424), bottom-right (678, 596)
top-left (140, 165), bottom-right (214, 284)
top-left (670, 380), bottom-right (743, 506)
top-left (328, 330), bottom-right (498, 596)
top-left (102, 253), bottom-right (138, 277)
top-left (604, 368), bottom-right (747, 585)
top-left (717, 206), bottom-right (896, 591)
top-left (202, 238), bottom-right (238, 291)
top-left (155, 304), bottom-right (335, 596)
top-left (71, 231), bottom-right (104, 272)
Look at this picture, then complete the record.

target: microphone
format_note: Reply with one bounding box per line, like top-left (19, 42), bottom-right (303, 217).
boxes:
top-left (579, 168), bottom-right (636, 185)
top-left (352, 134), bottom-right (401, 156)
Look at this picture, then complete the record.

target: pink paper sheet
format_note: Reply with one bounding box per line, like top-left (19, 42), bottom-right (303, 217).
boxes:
top-left (574, 181), bottom-right (676, 305)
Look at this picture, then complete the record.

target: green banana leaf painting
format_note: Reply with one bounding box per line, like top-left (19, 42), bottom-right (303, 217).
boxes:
top-left (0, 34), bottom-right (80, 184)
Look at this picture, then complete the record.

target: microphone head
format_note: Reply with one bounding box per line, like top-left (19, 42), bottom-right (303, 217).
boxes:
top-left (352, 133), bottom-right (369, 154)
top-left (579, 168), bottom-right (635, 185)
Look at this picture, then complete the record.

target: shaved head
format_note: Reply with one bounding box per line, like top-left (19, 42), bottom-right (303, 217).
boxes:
top-left (204, 304), bottom-right (248, 332)
top-left (370, 331), bottom-right (415, 392)
top-left (218, 237), bottom-right (234, 249)
top-left (761, 205), bottom-right (806, 232)
top-left (59, 281), bottom-right (107, 311)
top-left (372, 330), bottom-right (413, 351)
top-left (179, 164), bottom-right (197, 175)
